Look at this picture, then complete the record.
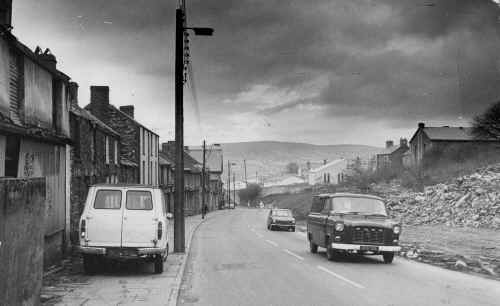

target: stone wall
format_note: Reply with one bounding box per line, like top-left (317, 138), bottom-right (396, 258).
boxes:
top-left (0, 178), bottom-right (46, 306)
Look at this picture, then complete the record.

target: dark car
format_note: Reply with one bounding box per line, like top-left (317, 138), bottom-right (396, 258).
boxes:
top-left (267, 209), bottom-right (296, 231)
top-left (306, 193), bottom-right (401, 263)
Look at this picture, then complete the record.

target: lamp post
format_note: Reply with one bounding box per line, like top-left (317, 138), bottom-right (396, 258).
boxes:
top-left (174, 6), bottom-right (213, 253)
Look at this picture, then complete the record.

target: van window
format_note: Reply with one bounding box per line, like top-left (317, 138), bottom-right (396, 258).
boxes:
top-left (126, 191), bottom-right (153, 210)
top-left (94, 190), bottom-right (122, 209)
top-left (310, 197), bottom-right (326, 213)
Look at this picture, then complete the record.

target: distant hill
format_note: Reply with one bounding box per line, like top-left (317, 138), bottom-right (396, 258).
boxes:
top-left (219, 141), bottom-right (382, 182)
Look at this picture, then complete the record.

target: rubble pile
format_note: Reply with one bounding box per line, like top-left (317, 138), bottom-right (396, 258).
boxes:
top-left (373, 164), bottom-right (500, 229)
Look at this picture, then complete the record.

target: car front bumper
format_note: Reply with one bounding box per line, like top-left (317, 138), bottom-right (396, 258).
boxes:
top-left (331, 243), bottom-right (401, 252)
top-left (270, 223), bottom-right (295, 228)
top-left (77, 246), bottom-right (167, 257)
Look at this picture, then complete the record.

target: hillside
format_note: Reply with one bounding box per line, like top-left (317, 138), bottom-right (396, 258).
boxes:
top-left (220, 141), bottom-right (381, 180)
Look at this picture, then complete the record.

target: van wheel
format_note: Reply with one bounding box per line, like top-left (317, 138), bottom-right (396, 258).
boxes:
top-left (309, 241), bottom-right (318, 254)
top-left (83, 255), bottom-right (98, 275)
top-left (154, 256), bottom-right (164, 274)
top-left (383, 252), bottom-right (394, 264)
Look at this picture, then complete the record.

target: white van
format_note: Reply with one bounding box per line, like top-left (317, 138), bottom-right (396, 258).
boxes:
top-left (77, 184), bottom-right (172, 274)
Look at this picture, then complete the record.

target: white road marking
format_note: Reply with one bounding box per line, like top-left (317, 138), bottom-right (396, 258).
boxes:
top-left (265, 239), bottom-right (278, 247)
top-left (283, 249), bottom-right (304, 261)
top-left (317, 265), bottom-right (365, 289)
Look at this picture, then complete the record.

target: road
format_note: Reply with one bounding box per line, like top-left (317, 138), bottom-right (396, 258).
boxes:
top-left (178, 208), bottom-right (500, 306)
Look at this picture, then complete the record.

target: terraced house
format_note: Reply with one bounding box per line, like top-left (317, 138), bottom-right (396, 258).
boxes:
top-left (85, 86), bottom-right (159, 185)
top-left (0, 18), bottom-right (72, 265)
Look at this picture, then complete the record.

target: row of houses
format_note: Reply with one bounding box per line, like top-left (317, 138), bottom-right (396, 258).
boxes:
top-left (0, 5), bottom-right (223, 267)
top-left (376, 122), bottom-right (500, 171)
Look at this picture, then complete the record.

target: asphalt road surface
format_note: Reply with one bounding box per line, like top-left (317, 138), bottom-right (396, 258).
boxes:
top-left (178, 208), bottom-right (500, 306)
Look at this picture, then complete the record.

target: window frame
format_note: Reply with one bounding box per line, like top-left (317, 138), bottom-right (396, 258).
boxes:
top-left (93, 189), bottom-right (122, 210)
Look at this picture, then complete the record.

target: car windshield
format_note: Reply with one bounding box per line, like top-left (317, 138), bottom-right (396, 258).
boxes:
top-left (331, 197), bottom-right (387, 216)
top-left (272, 210), bottom-right (292, 217)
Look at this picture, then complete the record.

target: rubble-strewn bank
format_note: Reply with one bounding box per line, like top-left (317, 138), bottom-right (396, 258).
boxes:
top-left (373, 163), bottom-right (500, 229)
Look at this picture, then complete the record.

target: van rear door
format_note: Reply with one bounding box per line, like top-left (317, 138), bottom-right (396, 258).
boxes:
top-left (121, 189), bottom-right (157, 247)
top-left (86, 189), bottom-right (123, 247)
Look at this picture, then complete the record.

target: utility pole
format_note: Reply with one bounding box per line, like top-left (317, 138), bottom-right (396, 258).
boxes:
top-left (173, 3), bottom-right (213, 253)
top-left (233, 173), bottom-right (236, 206)
top-left (227, 160), bottom-right (231, 207)
top-left (174, 7), bottom-right (185, 253)
top-left (202, 140), bottom-right (206, 217)
top-left (244, 159), bottom-right (248, 187)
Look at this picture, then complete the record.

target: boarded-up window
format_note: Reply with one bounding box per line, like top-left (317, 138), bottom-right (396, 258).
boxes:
top-left (9, 50), bottom-right (23, 125)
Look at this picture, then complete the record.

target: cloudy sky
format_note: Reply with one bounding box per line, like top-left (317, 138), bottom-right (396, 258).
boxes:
top-left (12, 0), bottom-right (500, 146)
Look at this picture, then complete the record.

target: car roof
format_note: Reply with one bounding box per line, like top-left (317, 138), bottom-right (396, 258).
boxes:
top-left (313, 192), bottom-right (383, 201)
top-left (91, 183), bottom-right (160, 189)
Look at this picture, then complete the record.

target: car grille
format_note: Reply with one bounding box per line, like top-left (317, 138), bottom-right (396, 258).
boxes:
top-left (352, 227), bottom-right (385, 244)
top-left (276, 220), bottom-right (293, 225)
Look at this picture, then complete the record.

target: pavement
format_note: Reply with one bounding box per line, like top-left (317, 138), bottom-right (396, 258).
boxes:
top-left (42, 211), bottom-right (221, 306)
top-left (178, 208), bottom-right (500, 306)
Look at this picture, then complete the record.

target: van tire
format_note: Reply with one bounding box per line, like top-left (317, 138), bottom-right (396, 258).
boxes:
top-left (383, 252), bottom-right (394, 264)
top-left (154, 256), bottom-right (164, 274)
top-left (83, 255), bottom-right (97, 275)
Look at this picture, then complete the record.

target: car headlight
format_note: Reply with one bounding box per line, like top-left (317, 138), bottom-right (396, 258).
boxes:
top-left (292, 219), bottom-right (296, 224)
top-left (335, 223), bottom-right (344, 232)
top-left (393, 225), bottom-right (401, 235)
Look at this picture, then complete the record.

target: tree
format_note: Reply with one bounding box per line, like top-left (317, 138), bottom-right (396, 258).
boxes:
top-left (285, 162), bottom-right (299, 174)
top-left (472, 101), bottom-right (500, 139)
top-left (238, 183), bottom-right (262, 204)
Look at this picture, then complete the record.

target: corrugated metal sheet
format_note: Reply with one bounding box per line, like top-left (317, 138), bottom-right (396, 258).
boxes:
top-left (24, 58), bottom-right (52, 129)
top-left (0, 135), bottom-right (5, 176)
top-left (9, 50), bottom-right (21, 125)
top-left (17, 139), bottom-right (66, 235)
top-left (0, 38), bottom-right (9, 116)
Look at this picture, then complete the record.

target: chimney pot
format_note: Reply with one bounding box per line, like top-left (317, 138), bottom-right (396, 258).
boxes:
top-left (386, 140), bottom-right (394, 149)
top-left (90, 86), bottom-right (110, 105)
top-left (119, 105), bottom-right (135, 118)
top-left (323, 159), bottom-right (328, 165)
top-left (1, 0), bottom-right (12, 29)
top-left (400, 138), bottom-right (408, 147)
top-left (418, 122), bottom-right (425, 129)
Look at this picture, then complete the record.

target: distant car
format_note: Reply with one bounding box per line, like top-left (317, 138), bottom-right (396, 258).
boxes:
top-left (307, 193), bottom-right (401, 263)
top-left (267, 209), bottom-right (296, 231)
top-left (77, 184), bottom-right (172, 274)
top-left (229, 202), bottom-right (235, 209)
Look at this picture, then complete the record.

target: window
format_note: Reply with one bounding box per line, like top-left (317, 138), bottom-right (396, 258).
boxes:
top-left (105, 136), bottom-right (109, 164)
top-left (4, 135), bottom-right (20, 177)
top-left (90, 130), bottom-right (96, 161)
top-left (142, 160), bottom-right (145, 184)
top-left (126, 191), bottom-right (153, 210)
top-left (94, 190), bottom-right (121, 209)
top-left (141, 128), bottom-right (145, 155)
top-left (310, 197), bottom-right (325, 213)
top-left (114, 140), bottom-right (118, 164)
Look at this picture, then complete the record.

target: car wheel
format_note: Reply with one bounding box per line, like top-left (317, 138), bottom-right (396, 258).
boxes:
top-left (383, 252), bottom-right (394, 264)
top-left (154, 256), bottom-right (164, 274)
top-left (83, 255), bottom-right (98, 275)
top-left (326, 245), bottom-right (339, 261)
top-left (309, 241), bottom-right (318, 254)
top-left (267, 224), bottom-right (271, 230)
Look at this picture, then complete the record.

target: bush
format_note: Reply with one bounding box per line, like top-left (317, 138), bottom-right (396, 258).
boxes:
top-left (238, 184), bottom-right (262, 205)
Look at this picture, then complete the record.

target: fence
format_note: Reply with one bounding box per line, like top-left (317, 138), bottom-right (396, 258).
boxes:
top-left (0, 178), bottom-right (46, 306)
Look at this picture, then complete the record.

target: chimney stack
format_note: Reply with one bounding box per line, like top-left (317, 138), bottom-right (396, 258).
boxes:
top-left (418, 122), bottom-right (425, 129)
top-left (119, 105), bottom-right (134, 118)
top-left (68, 82), bottom-right (79, 108)
top-left (385, 140), bottom-right (394, 149)
top-left (90, 86), bottom-right (109, 105)
top-left (162, 141), bottom-right (175, 153)
top-left (400, 138), bottom-right (408, 148)
top-left (36, 48), bottom-right (57, 69)
top-left (0, 0), bottom-right (12, 29)
top-left (323, 159), bottom-right (328, 165)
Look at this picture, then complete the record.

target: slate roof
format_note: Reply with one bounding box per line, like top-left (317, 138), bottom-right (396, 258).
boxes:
top-left (378, 145), bottom-right (402, 155)
top-left (70, 104), bottom-right (120, 137)
top-left (411, 126), bottom-right (499, 143)
top-left (159, 148), bottom-right (201, 172)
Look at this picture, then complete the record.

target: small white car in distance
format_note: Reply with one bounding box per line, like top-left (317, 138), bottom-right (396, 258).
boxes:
top-left (78, 184), bottom-right (172, 274)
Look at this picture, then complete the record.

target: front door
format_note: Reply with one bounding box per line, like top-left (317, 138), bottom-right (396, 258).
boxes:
top-left (86, 189), bottom-right (123, 247)
top-left (121, 189), bottom-right (157, 248)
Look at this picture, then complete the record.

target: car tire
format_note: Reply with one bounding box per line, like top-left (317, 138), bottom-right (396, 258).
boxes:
top-left (309, 241), bottom-right (318, 254)
top-left (267, 224), bottom-right (271, 230)
top-left (326, 245), bottom-right (339, 261)
top-left (383, 252), bottom-right (395, 264)
top-left (154, 256), bottom-right (164, 274)
top-left (82, 255), bottom-right (98, 275)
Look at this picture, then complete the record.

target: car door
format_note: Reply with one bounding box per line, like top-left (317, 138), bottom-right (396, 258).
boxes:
top-left (86, 188), bottom-right (124, 247)
top-left (121, 188), bottom-right (157, 248)
top-left (317, 201), bottom-right (331, 247)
